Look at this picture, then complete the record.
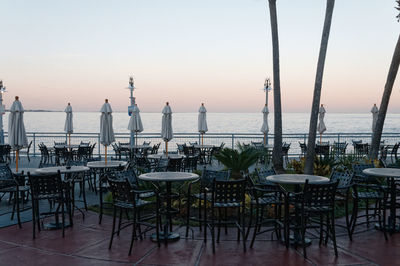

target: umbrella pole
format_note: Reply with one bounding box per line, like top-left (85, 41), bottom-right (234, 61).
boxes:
top-left (105, 146), bottom-right (107, 165)
top-left (136, 132), bottom-right (138, 146)
top-left (264, 133), bottom-right (266, 147)
top-left (201, 133), bottom-right (204, 146)
top-left (16, 150), bottom-right (19, 172)
top-left (320, 134), bottom-right (322, 144)
top-left (165, 141), bottom-right (168, 157)
top-left (68, 133), bottom-right (71, 146)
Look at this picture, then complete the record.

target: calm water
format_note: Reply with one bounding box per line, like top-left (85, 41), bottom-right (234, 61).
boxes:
top-left (3, 112), bottom-right (400, 134)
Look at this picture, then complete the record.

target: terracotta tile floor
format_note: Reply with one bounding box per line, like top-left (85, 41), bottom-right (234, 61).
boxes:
top-left (0, 211), bottom-right (398, 266)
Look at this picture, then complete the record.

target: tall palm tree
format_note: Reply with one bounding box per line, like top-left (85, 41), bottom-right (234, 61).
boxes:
top-left (304, 0), bottom-right (335, 174)
top-left (268, 0), bottom-right (283, 171)
top-left (370, 1), bottom-right (400, 159)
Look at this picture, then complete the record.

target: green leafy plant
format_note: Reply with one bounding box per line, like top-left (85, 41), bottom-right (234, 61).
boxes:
top-left (214, 143), bottom-right (261, 179)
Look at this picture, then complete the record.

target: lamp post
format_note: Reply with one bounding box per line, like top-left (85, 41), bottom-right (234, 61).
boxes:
top-left (263, 78), bottom-right (272, 145)
top-left (0, 81), bottom-right (6, 144)
top-left (128, 76), bottom-right (136, 146)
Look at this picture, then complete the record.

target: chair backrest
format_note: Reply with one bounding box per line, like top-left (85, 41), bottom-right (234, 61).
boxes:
top-left (189, 141), bottom-right (198, 146)
top-left (391, 143), bottom-right (400, 154)
top-left (143, 141), bottom-right (151, 146)
top-left (28, 171), bottom-right (64, 198)
top-left (114, 169), bottom-right (139, 187)
top-left (0, 164), bottom-right (15, 188)
top-left (201, 167), bottom-right (230, 188)
top-left (302, 180), bottom-right (338, 208)
top-left (80, 141), bottom-right (90, 146)
top-left (167, 157), bottom-right (183, 172)
top-left (352, 163), bottom-right (374, 177)
top-left (352, 140), bottom-right (362, 147)
top-left (107, 176), bottom-right (134, 204)
top-left (212, 179), bottom-right (246, 204)
top-left (54, 141), bottom-right (66, 146)
top-left (177, 143), bottom-right (186, 153)
top-left (299, 142), bottom-right (307, 153)
top-left (153, 158), bottom-right (169, 172)
top-left (329, 170), bottom-right (353, 189)
top-left (26, 141), bottom-right (32, 151)
top-left (254, 168), bottom-right (277, 185)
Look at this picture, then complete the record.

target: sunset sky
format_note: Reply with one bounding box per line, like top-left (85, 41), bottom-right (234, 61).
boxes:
top-left (0, 0), bottom-right (399, 113)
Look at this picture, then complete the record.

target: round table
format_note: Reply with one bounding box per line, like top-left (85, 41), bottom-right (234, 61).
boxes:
top-left (363, 168), bottom-right (400, 232)
top-left (267, 174), bottom-right (329, 246)
top-left (87, 160), bottom-right (127, 224)
top-left (266, 174), bottom-right (329, 185)
top-left (147, 154), bottom-right (184, 160)
top-left (139, 172), bottom-right (199, 241)
top-left (35, 165), bottom-right (90, 175)
top-left (86, 160), bottom-right (127, 169)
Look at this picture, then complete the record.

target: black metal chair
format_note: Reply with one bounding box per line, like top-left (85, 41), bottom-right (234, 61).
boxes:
top-left (329, 170), bottom-right (354, 240)
top-left (282, 142), bottom-right (291, 164)
top-left (350, 163), bottom-right (387, 240)
top-left (28, 171), bottom-right (72, 239)
top-left (332, 142), bottom-right (348, 158)
top-left (183, 155), bottom-right (198, 172)
top-left (0, 164), bottom-right (29, 228)
top-left (246, 168), bottom-right (284, 247)
top-left (18, 140), bottom-right (32, 162)
top-left (297, 180), bottom-right (339, 258)
top-left (186, 168), bottom-right (230, 239)
top-left (207, 179), bottom-right (247, 253)
top-left (107, 176), bottom-right (159, 255)
top-left (150, 143), bottom-right (160, 154)
top-left (167, 157), bottom-right (183, 172)
top-left (299, 142), bottom-right (307, 158)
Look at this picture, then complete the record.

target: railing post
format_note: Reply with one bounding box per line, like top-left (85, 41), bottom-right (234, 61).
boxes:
top-left (337, 133), bottom-right (340, 143)
top-left (231, 134), bottom-right (234, 149)
top-left (198, 133), bottom-right (201, 145)
top-left (33, 133), bottom-right (36, 157)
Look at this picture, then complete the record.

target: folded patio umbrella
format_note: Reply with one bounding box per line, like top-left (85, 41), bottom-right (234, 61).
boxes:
top-left (198, 103), bottom-right (208, 146)
top-left (8, 96), bottom-right (28, 171)
top-left (128, 104), bottom-right (143, 146)
top-left (317, 104), bottom-right (327, 143)
top-left (371, 104), bottom-right (379, 132)
top-left (260, 104), bottom-right (269, 146)
top-left (161, 102), bottom-right (173, 156)
top-left (64, 103), bottom-right (73, 145)
top-left (100, 99), bottom-right (115, 164)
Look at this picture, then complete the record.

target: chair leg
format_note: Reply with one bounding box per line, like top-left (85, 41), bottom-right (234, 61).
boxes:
top-left (61, 200), bottom-right (65, 238)
top-left (109, 206), bottom-right (117, 249)
top-left (330, 212), bottom-right (338, 257)
top-left (344, 196), bottom-right (352, 241)
top-left (117, 209), bottom-right (123, 236)
top-left (32, 203), bottom-right (36, 239)
top-left (129, 208), bottom-right (136, 255)
top-left (246, 203), bottom-right (253, 240)
top-left (301, 213), bottom-right (307, 258)
top-left (186, 196), bottom-right (191, 238)
top-left (211, 207), bottom-right (216, 253)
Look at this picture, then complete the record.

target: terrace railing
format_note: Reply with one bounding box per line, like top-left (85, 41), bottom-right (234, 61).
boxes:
top-left (5, 132), bottom-right (400, 158)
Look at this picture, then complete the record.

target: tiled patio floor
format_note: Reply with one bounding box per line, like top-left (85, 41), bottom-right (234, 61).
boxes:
top-left (0, 211), bottom-right (398, 266)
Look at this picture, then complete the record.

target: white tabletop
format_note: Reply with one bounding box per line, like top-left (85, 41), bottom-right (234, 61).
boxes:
top-left (86, 160), bottom-right (127, 168)
top-left (363, 168), bottom-right (400, 178)
top-left (139, 172), bottom-right (199, 182)
top-left (147, 154), bottom-right (184, 160)
top-left (35, 166), bottom-right (90, 174)
top-left (266, 174), bottom-right (329, 185)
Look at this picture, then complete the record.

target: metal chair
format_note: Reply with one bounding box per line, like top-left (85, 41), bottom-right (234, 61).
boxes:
top-left (107, 176), bottom-right (159, 255)
top-left (28, 171), bottom-right (72, 239)
top-left (207, 179), bottom-right (247, 253)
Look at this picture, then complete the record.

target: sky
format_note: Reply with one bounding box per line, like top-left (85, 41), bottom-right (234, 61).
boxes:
top-left (0, 0), bottom-right (399, 113)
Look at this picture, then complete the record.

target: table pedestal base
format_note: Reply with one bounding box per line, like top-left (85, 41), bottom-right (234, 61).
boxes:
top-left (282, 235), bottom-right (312, 247)
top-left (151, 232), bottom-right (180, 242)
top-left (44, 221), bottom-right (71, 230)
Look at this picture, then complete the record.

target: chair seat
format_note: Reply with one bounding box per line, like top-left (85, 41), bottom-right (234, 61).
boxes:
top-left (115, 199), bottom-right (152, 209)
top-left (355, 191), bottom-right (383, 199)
top-left (139, 191), bottom-right (155, 199)
top-left (214, 202), bottom-right (242, 208)
top-left (251, 195), bottom-right (280, 205)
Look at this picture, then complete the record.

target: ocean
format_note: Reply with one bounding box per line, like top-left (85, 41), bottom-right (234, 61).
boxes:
top-left (4, 112), bottom-right (400, 134)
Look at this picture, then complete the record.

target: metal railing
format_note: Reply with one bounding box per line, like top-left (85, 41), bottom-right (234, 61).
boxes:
top-left (5, 131), bottom-right (400, 158)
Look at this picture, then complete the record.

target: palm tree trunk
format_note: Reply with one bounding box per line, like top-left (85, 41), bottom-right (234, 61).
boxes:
top-left (304, 0), bottom-right (335, 174)
top-left (268, 0), bottom-right (283, 171)
top-left (370, 34), bottom-right (400, 159)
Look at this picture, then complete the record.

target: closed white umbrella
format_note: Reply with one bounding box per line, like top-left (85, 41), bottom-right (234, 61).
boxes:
top-left (317, 104), bottom-right (327, 143)
top-left (8, 96), bottom-right (28, 171)
top-left (100, 99), bottom-right (115, 164)
top-left (161, 102), bottom-right (173, 156)
top-left (64, 103), bottom-right (73, 145)
top-left (198, 103), bottom-right (208, 146)
top-left (261, 104), bottom-right (269, 146)
top-left (371, 103), bottom-right (379, 132)
top-left (128, 104), bottom-right (143, 145)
